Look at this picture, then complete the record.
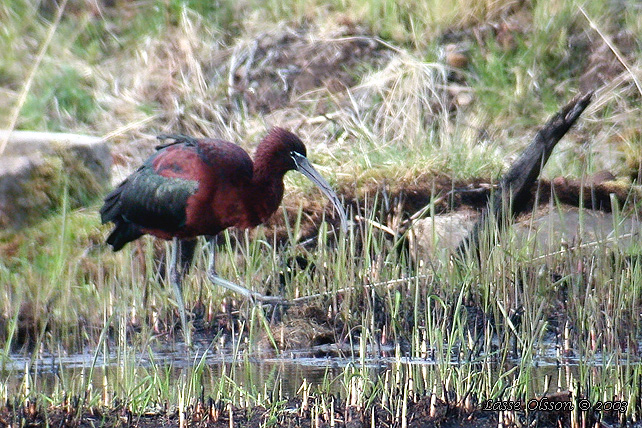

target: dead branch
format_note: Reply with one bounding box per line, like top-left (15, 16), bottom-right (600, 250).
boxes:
top-left (457, 92), bottom-right (594, 257)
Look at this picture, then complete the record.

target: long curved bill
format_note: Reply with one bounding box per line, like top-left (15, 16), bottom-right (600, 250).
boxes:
top-left (291, 152), bottom-right (348, 233)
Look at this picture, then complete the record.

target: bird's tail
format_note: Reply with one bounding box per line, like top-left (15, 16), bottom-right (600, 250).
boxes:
top-left (100, 180), bottom-right (127, 224)
top-left (106, 222), bottom-right (143, 251)
top-left (101, 180), bottom-right (143, 251)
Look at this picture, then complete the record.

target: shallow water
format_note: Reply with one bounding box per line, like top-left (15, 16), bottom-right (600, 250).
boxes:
top-left (2, 333), bottom-right (635, 402)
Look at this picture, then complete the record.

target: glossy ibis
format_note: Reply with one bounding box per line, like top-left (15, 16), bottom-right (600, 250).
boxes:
top-left (100, 128), bottom-right (348, 342)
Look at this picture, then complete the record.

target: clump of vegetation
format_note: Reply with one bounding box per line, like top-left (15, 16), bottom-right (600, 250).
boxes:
top-left (16, 148), bottom-right (107, 226)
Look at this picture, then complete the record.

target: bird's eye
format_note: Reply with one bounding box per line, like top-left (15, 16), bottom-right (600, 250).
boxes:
top-left (290, 151), bottom-right (299, 166)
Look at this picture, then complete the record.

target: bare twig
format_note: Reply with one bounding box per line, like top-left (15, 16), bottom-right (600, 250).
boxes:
top-left (354, 215), bottom-right (396, 236)
top-left (579, 6), bottom-right (642, 97)
top-left (101, 115), bottom-right (161, 141)
top-left (0, 0), bottom-right (68, 156)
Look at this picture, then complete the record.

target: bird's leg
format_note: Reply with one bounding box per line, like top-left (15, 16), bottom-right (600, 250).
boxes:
top-left (169, 237), bottom-right (191, 346)
top-left (206, 236), bottom-right (287, 304)
top-left (179, 239), bottom-right (197, 275)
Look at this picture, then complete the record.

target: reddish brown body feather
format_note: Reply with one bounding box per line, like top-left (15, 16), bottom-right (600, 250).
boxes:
top-left (142, 137), bottom-right (286, 240)
top-left (101, 128), bottom-right (307, 250)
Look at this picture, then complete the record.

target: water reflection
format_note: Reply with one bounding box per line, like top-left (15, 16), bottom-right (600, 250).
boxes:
top-left (1, 336), bottom-right (638, 401)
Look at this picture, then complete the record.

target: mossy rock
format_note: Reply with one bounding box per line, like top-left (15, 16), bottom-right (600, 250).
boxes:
top-left (0, 131), bottom-right (111, 229)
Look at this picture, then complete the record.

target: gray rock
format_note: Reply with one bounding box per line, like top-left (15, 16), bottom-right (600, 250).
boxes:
top-left (513, 205), bottom-right (641, 253)
top-left (409, 210), bottom-right (478, 261)
top-left (0, 131), bottom-right (111, 229)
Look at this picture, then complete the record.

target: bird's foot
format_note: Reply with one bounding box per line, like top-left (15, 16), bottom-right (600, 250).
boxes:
top-left (208, 271), bottom-right (291, 306)
top-left (248, 292), bottom-right (290, 306)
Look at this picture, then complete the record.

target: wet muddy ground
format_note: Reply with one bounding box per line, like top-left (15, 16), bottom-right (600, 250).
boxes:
top-left (1, 398), bottom-right (502, 428)
top-left (0, 398), bottom-right (626, 426)
top-left (2, 393), bottom-right (629, 427)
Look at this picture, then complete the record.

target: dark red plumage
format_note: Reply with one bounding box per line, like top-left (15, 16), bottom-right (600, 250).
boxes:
top-left (101, 127), bottom-right (312, 250)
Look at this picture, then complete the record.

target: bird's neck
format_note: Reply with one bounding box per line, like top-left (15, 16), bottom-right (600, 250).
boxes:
top-left (246, 161), bottom-right (287, 224)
